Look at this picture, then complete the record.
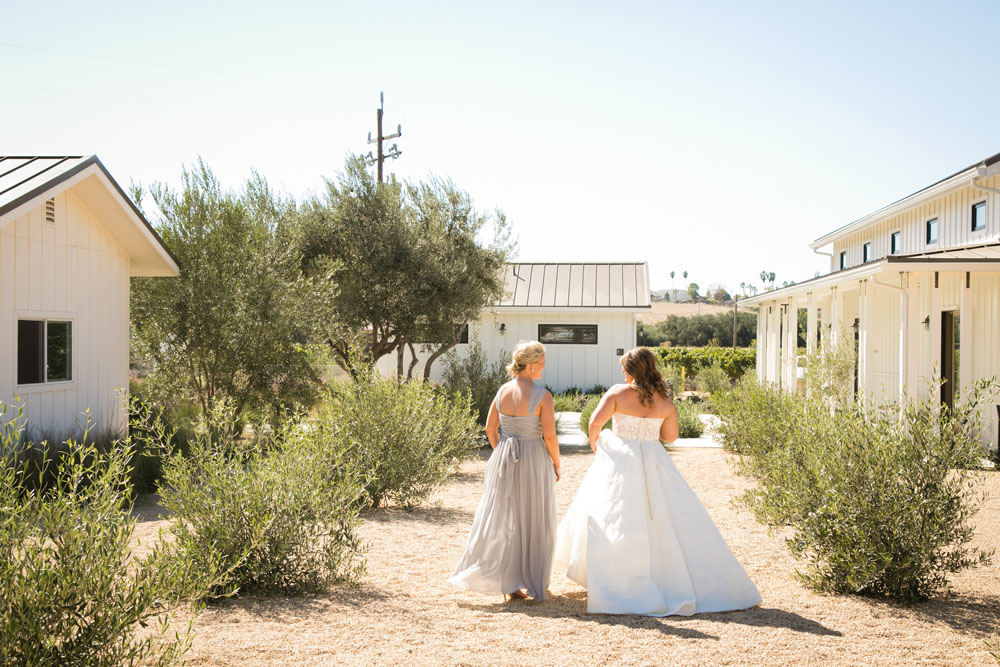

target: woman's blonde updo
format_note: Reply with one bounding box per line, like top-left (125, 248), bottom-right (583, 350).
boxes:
top-left (507, 340), bottom-right (546, 377)
top-left (622, 347), bottom-right (671, 407)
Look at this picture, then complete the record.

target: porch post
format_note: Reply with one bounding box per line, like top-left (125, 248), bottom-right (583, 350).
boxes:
top-left (906, 273), bottom-right (920, 401)
top-left (769, 302), bottom-right (782, 386)
top-left (898, 272), bottom-right (908, 402)
top-left (929, 274), bottom-right (942, 405)
top-left (959, 271), bottom-right (972, 403)
top-left (806, 292), bottom-right (817, 356)
top-left (858, 280), bottom-right (869, 400)
top-left (829, 286), bottom-right (841, 348)
top-left (784, 300), bottom-right (798, 391)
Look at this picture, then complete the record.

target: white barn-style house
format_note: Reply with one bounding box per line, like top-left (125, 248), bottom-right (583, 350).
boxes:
top-left (0, 155), bottom-right (179, 436)
top-left (378, 262), bottom-right (651, 392)
top-left (743, 151), bottom-right (1000, 452)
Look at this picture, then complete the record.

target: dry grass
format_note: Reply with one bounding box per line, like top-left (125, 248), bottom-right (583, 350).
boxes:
top-left (133, 448), bottom-right (1000, 666)
top-left (639, 301), bottom-right (733, 324)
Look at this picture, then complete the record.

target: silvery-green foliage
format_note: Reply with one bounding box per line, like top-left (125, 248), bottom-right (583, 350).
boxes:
top-left (714, 376), bottom-right (997, 602)
top-left (0, 405), bottom-right (222, 667)
top-left (153, 399), bottom-right (367, 596)
top-left (675, 400), bottom-right (705, 439)
top-left (441, 338), bottom-right (508, 426)
top-left (320, 371), bottom-right (479, 509)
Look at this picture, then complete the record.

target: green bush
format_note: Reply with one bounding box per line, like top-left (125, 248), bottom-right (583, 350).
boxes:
top-left (0, 406), bottom-right (220, 667)
top-left (154, 400), bottom-right (367, 596)
top-left (552, 393), bottom-right (580, 413)
top-left (676, 400), bottom-right (705, 438)
top-left (696, 361), bottom-right (731, 395)
top-left (579, 395), bottom-right (613, 434)
top-left (551, 389), bottom-right (604, 413)
top-left (714, 376), bottom-right (997, 602)
top-left (441, 338), bottom-right (508, 425)
top-left (651, 346), bottom-right (756, 382)
top-left (322, 372), bottom-right (480, 508)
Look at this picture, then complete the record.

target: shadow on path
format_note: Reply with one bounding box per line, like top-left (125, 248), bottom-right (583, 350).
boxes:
top-left (873, 593), bottom-right (1000, 638)
top-left (363, 504), bottom-right (474, 526)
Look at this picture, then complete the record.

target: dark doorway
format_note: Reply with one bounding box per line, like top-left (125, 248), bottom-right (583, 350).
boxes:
top-left (941, 311), bottom-right (960, 412)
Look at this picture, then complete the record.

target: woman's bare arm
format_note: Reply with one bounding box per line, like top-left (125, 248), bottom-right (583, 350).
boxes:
top-left (588, 388), bottom-right (618, 453)
top-left (538, 392), bottom-right (560, 481)
top-left (659, 400), bottom-right (680, 444)
top-left (485, 398), bottom-right (501, 449)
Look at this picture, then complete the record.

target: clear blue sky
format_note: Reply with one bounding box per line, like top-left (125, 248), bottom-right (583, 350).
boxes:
top-left (5, 0), bottom-right (1000, 295)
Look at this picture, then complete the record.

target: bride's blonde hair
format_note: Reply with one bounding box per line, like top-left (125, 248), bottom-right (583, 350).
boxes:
top-left (622, 347), bottom-right (671, 407)
top-left (507, 340), bottom-right (546, 377)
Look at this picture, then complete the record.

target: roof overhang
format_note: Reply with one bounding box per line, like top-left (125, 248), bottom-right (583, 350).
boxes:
top-left (810, 151), bottom-right (1000, 250)
top-left (493, 305), bottom-right (650, 314)
top-left (0, 156), bottom-right (179, 277)
top-left (742, 246), bottom-right (1000, 306)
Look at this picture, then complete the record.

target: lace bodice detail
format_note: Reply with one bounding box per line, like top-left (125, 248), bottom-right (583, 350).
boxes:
top-left (612, 413), bottom-right (664, 441)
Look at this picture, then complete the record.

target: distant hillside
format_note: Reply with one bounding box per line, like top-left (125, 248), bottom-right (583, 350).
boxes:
top-left (638, 301), bottom-right (733, 324)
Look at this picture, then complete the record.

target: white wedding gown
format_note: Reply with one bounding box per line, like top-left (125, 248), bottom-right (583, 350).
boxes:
top-left (553, 413), bottom-right (761, 616)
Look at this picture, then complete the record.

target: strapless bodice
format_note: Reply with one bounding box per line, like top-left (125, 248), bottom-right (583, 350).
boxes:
top-left (612, 413), bottom-right (664, 441)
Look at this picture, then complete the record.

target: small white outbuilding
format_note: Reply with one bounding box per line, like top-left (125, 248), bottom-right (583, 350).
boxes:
top-left (0, 155), bottom-right (179, 436)
top-left (378, 262), bottom-right (651, 392)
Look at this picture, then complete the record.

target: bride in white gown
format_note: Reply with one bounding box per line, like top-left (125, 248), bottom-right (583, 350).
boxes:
top-left (553, 347), bottom-right (761, 616)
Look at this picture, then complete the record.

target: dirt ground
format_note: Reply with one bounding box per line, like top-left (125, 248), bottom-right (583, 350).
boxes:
top-left (639, 301), bottom-right (734, 324)
top-left (133, 447), bottom-right (1000, 667)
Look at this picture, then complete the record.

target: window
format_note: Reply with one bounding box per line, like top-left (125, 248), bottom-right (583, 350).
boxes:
top-left (890, 231), bottom-right (901, 254)
top-left (458, 323), bottom-right (469, 344)
top-left (863, 242), bottom-right (872, 263)
top-left (17, 320), bottom-right (72, 384)
top-left (972, 201), bottom-right (986, 231)
top-left (538, 324), bottom-right (597, 344)
top-left (839, 251), bottom-right (847, 270)
top-left (926, 217), bottom-right (938, 244)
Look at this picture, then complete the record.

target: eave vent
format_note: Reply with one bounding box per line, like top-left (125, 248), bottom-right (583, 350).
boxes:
top-left (45, 198), bottom-right (55, 224)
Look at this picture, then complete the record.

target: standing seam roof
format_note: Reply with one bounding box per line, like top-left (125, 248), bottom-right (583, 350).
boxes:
top-left (498, 262), bottom-right (651, 308)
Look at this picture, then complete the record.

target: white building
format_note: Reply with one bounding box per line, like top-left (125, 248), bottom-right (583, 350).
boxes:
top-left (0, 155), bottom-right (179, 436)
top-left (743, 151), bottom-right (1000, 451)
top-left (378, 262), bottom-right (651, 392)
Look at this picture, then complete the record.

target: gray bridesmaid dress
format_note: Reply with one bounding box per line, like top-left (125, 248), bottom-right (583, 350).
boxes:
top-left (448, 383), bottom-right (557, 600)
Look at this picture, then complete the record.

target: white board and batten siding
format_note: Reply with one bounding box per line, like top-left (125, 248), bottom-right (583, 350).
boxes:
top-left (377, 262), bottom-right (650, 393)
top-left (0, 192), bottom-right (130, 435)
top-left (0, 155), bottom-right (178, 438)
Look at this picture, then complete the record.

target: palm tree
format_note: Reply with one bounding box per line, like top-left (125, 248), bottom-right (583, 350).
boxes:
top-left (670, 270), bottom-right (675, 298)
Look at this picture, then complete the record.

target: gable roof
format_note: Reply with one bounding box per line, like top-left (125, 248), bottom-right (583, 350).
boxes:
top-left (0, 155), bottom-right (179, 277)
top-left (499, 262), bottom-right (651, 309)
top-left (810, 150), bottom-right (1000, 250)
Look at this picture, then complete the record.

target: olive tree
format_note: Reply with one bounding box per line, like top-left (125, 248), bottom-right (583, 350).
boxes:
top-left (131, 160), bottom-right (319, 422)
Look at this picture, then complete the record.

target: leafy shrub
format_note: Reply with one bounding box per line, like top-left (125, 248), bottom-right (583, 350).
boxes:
top-left (579, 395), bottom-right (613, 434)
top-left (0, 408), bottom-right (220, 667)
top-left (651, 346), bottom-right (756, 382)
top-left (714, 376), bottom-right (997, 602)
top-left (441, 338), bottom-right (508, 425)
top-left (551, 389), bottom-right (605, 413)
top-left (552, 393), bottom-right (581, 413)
top-left (696, 361), bottom-right (731, 395)
top-left (154, 400), bottom-right (367, 596)
top-left (322, 372), bottom-right (480, 508)
top-left (675, 400), bottom-right (705, 438)
top-left (654, 358), bottom-right (685, 395)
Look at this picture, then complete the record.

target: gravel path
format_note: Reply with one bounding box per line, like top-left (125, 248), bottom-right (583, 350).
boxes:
top-left (134, 447), bottom-right (1000, 666)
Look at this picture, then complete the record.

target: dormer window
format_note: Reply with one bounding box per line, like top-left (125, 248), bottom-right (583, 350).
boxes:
top-left (972, 201), bottom-right (986, 232)
top-left (839, 251), bottom-right (847, 270)
top-left (863, 242), bottom-right (872, 263)
top-left (926, 217), bottom-right (938, 245)
top-left (890, 231), bottom-right (901, 254)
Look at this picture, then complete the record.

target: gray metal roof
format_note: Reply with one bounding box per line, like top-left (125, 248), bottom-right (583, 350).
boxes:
top-left (0, 156), bottom-right (93, 214)
top-left (0, 155), bottom-right (179, 273)
top-left (499, 262), bottom-right (651, 308)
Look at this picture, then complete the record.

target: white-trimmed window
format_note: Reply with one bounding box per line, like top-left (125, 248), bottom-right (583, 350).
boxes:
top-left (972, 201), bottom-right (986, 232)
top-left (839, 251), bottom-right (847, 270)
top-left (17, 320), bottom-right (72, 385)
top-left (890, 231), bottom-right (901, 254)
top-left (926, 217), bottom-right (938, 245)
top-left (538, 324), bottom-right (597, 344)
top-left (863, 242), bottom-right (872, 263)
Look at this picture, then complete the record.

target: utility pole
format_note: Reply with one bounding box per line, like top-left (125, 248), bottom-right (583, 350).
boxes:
top-left (733, 296), bottom-right (738, 350)
top-left (365, 91), bottom-right (402, 183)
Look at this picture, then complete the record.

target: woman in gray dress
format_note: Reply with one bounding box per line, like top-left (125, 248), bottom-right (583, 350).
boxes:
top-left (448, 341), bottom-right (560, 601)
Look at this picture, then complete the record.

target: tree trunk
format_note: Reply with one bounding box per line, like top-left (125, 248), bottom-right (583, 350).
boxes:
top-left (406, 342), bottom-right (419, 380)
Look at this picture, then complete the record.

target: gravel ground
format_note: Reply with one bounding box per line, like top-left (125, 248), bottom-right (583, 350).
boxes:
top-left (134, 447), bottom-right (1000, 666)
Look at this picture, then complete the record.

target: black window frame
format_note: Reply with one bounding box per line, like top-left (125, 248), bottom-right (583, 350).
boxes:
top-left (890, 230), bottom-right (901, 254)
top-left (926, 217), bottom-right (938, 245)
top-left (862, 242), bottom-right (872, 263)
top-left (17, 319), bottom-right (73, 385)
top-left (972, 201), bottom-right (986, 232)
top-left (537, 323), bottom-right (598, 345)
top-left (839, 251), bottom-right (847, 270)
